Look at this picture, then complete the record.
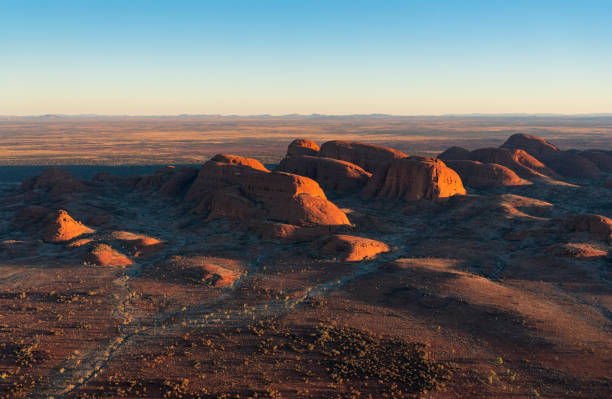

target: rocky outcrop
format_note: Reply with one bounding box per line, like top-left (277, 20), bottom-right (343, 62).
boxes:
top-left (43, 210), bottom-right (95, 243)
top-left (111, 231), bottom-right (163, 257)
top-left (564, 214), bottom-right (612, 242)
top-left (87, 244), bottom-right (133, 267)
top-left (21, 168), bottom-right (88, 196)
top-left (276, 155), bottom-right (371, 194)
top-left (501, 134), bottom-right (603, 179)
top-left (501, 133), bottom-right (559, 159)
top-left (440, 146), bottom-right (557, 179)
top-left (548, 243), bottom-right (607, 259)
top-left (158, 167), bottom-right (199, 196)
top-left (469, 148), bottom-right (558, 179)
top-left (438, 146), bottom-right (472, 161)
top-left (444, 160), bottom-right (528, 189)
top-left (579, 150), bottom-right (612, 173)
top-left (318, 234), bottom-right (391, 262)
top-left (318, 141), bottom-right (407, 173)
top-left (210, 154), bottom-right (269, 172)
top-left (540, 151), bottom-right (602, 179)
top-left (185, 156), bottom-right (350, 227)
top-left (287, 139), bottom-right (320, 157)
top-left (362, 156), bottom-right (466, 201)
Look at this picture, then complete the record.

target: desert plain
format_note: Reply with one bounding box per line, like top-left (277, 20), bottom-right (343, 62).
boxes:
top-left (0, 115), bottom-right (611, 398)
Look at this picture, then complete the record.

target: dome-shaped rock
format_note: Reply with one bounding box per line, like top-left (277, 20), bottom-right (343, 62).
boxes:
top-left (318, 141), bottom-right (407, 173)
top-left (362, 157), bottom-right (466, 201)
top-left (287, 139), bottom-right (320, 157)
top-left (276, 155), bottom-right (371, 194)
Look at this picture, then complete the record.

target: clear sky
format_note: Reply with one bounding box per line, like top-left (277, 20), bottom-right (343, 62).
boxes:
top-left (1, 0), bottom-right (611, 115)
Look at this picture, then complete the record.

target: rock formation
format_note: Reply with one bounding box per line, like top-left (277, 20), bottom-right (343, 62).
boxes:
top-left (87, 244), bottom-right (133, 267)
top-left (440, 146), bottom-right (557, 179)
top-left (43, 210), bottom-right (95, 243)
top-left (539, 151), bottom-right (602, 179)
top-left (563, 214), bottom-right (612, 242)
top-left (501, 133), bottom-right (559, 159)
top-left (579, 150), bottom-right (612, 173)
top-left (444, 160), bottom-right (528, 189)
top-left (362, 156), bottom-right (466, 201)
top-left (21, 167), bottom-right (88, 196)
top-left (210, 154), bottom-right (269, 172)
top-left (501, 134), bottom-right (603, 179)
top-left (318, 141), bottom-right (407, 173)
top-left (318, 234), bottom-right (391, 262)
top-left (276, 155), bottom-right (371, 194)
top-left (469, 148), bottom-right (558, 179)
top-left (287, 139), bottom-right (320, 157)
top-left (185, 155), bottom-right (350, 227)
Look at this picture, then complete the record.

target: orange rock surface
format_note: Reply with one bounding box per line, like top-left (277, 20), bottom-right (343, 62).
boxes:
top-left (42, 210), bottom-right (95, 243)
top-left (318, 234), bottom-right (391, 261)
top-left (186, 157), bottom-right (349, 226)
top-left (287, 138), bottom-right (320, 157)
top-left (276, 155), bottom-right (371, 194)
top-left (87, 244), bottom-right (133, 267)
top-left (318, 140), bottom-right (407, 173)
top-left (445, 160), bottom-right (528, 189)
top-left (362, 156), bottom-right (466, 201)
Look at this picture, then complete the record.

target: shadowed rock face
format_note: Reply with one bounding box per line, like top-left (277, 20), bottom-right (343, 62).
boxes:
top-left (438, 146), bottom-right (472, 161)
top-left (579, 150), bottom-right (612, 173)
top-left (43, 210), bottom-right (95, 243)
top-left (276, 155), bottom-right (372, 195)
top-left (319, 140), bottom-right (407, 173)
top-left (541, 151), bottom-right (602, 179)
top-left (362, 156), bottom-right (466, 201)
top-left (185, 156), bottom-right (350, 227)
top-left (21, 167), bottom-right (88, 196)
top-left (444, 160), bottom-right (528, 189)
top-left (501, 133), bottom-right (559, 159)
top-left (564, 214), bottom-right (612, 242)
top-left (440, 146), bottom-right (558, 179)
top-left (287, 139), bottom-right (320, 157)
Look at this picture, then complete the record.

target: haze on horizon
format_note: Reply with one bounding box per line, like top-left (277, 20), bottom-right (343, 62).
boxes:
top-left (1, 0), bottom-right (611, 116)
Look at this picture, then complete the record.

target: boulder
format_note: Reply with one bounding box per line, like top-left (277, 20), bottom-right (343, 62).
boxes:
top-left (318, 141), bottom-right (407, 173)
top-left (444, 160), bottom-right (528, 189)
top-left (43, 210), bottom-right (95, 243)
top-left (287, 139), bottom-right (320, 157)
top-left (318, 234), bottom-right (391, 262)
top-left (362, 156), bottom-right (466, 201)
top-left (276, 155), bottom-right (371, 194)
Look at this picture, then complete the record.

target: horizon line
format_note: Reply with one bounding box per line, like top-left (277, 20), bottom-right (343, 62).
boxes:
top-left (2, 112), bottom-right (612, 119)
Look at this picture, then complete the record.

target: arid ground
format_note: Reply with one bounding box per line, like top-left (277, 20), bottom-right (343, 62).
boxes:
top-left (0, 116), bottom-right (611, 399)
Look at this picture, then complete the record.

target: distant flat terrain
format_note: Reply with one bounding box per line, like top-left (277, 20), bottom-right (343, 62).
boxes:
top-left (1, 115), bottom-right (611, 165)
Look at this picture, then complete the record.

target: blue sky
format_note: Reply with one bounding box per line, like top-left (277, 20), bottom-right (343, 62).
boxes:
top-left (1, 0), bottom-right (611, 115)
